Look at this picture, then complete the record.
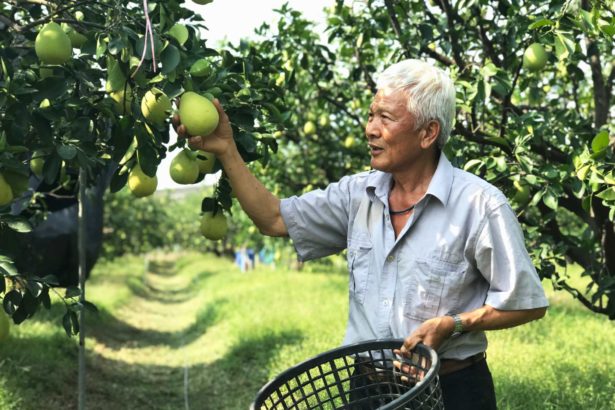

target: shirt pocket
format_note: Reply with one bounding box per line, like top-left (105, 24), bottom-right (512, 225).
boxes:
top-left (347, 235), bottom-right (373, 305)
top-left (403, 257), bottom-right (466, 322)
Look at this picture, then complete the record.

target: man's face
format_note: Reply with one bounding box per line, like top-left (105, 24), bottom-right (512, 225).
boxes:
top-left (365, 89), bottom-right (426, 174)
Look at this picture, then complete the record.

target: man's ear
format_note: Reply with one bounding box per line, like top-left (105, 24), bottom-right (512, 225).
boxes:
top-left (420, 120), bottom-right (440, 149)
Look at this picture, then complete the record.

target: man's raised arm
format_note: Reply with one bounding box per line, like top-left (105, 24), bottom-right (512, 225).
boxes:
top-left (173, 99), bottom-right (288, 237)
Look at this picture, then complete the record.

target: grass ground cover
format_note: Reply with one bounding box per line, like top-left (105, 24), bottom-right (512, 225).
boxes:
top-left (0, 252), bottom-right (613, 409)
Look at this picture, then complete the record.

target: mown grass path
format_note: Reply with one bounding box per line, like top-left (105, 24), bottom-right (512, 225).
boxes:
top-left (85, 256), bottom-right (200, 409)
top-left (1, 252), bottom-right (614, 409)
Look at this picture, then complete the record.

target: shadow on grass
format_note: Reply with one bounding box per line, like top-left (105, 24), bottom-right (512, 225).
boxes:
top-left (126, 268), bottom-right (214, 305)
top-left (0, 325), bottom-right (305, 410)
top-left (188, 329), bottom-right (306, 409)
top-left (86, 297), bottom-right (228, 350)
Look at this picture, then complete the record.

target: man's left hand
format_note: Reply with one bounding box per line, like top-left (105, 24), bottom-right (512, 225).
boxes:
top-left (395, 315), bottom-right (455, 357)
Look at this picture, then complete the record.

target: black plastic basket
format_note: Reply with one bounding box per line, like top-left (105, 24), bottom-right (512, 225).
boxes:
top-left (250, 339), bottom-right (443, 410)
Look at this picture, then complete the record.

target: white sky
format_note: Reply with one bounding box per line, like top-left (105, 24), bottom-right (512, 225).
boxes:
top-left (157, 0), bottom-right (332, 190)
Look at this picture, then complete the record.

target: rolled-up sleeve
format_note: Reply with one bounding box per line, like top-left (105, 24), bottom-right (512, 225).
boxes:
top-left (475, 203), bottom-right (549, 310)
top-left (280, 176), bottom-right (352, 261)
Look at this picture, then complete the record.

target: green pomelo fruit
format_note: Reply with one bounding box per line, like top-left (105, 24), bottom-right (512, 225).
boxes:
top-left (167, 23), bottom-right (189, 45)
top-left (189, 59), bottom-right (211, 77)
top-left (200, 211), bottom-right (228, 240)
top-left (319, 114), bottom-right (330, 127)
top-left (30, 152), bottom-right (45, 178)
top-left (109, 85), bottom-right (133, 115)
top-left (0, 174), bottom-right (14, 206)
top-left (128, 164), bottom-right (158, 198)
top-left (344, 135), bottom-right (356, 148)
top-left (512, 180), bottom-right (531, 206)
top-left (170, 150), bottom-right (200, 184)
top-left (61, 23), bottom-right (87, 48)
top-left (196, 150), bottom-right (215, 174)
top-left (35, 22), bottom-right (72, 65)
top-left (141, 88), bottom-right (171, 125)
top-left (523, 43), bottom-right (548, 72)
top-left (179, 92), bottom-right (219, 136)
top-left (303, 121), bottom-right (316, 135)
top-left (3, 171), bottom-right (29, 197)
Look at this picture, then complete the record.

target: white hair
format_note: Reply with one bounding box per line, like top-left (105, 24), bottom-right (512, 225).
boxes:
top-left (376, 59), bottom-right (456, 148)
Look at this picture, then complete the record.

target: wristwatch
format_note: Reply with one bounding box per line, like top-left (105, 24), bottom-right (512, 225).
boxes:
top-left (447, 313), bottom-right (464, 338)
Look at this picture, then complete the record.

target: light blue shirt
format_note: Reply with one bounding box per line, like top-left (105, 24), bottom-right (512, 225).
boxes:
top-left (280, 153), bottom-right (549, 360)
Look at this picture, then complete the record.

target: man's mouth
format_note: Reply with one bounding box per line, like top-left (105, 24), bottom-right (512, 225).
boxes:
top-left (369, 144), bottom-right (384, 155)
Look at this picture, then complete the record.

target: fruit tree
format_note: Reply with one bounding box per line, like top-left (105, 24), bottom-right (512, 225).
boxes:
top-left (244, 0), bottom-right (614, 318)
top-left (0, 0), bottom-right (288, 334)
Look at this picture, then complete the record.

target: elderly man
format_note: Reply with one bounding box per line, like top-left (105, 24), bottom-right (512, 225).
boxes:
top-left (175, 59), bottom-right (548, 409)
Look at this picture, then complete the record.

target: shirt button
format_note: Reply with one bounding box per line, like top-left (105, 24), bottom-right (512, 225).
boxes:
top-left (386, 255), bottom-right (395, 263)
top-left (383, 299), bottom-right (390, 307)
top-left (385, 215), bottom-right (390, 221)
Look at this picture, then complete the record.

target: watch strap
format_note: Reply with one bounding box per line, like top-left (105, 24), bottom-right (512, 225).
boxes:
top-left (448, 313), bottom-right (464, 337)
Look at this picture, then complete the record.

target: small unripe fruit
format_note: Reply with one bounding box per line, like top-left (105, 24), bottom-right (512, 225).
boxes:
top-left (523, 43), bottom-right (548, 72)
top-left (128, 164), bottom-right (158, 198)
top-left (141, 88), bottom-right (171, 126)
top-left (200, 211), bottom-right (228, 240)
top-left (170, 149), bottom-right (200, 184)
top-left (0, 174), bottom-right (14, 206)
top-left (196, 150), bottom-right (215, 174)
top-left (303, 121), bottom-right (316, 135)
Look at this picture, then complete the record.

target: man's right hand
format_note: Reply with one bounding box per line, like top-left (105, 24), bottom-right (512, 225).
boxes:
top-left (172, 98), bottom-right (236, 161)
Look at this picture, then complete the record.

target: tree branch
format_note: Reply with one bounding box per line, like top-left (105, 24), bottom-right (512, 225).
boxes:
top-left (454, 122), bottom-right (513, 155)
top-left (498, 63), bottom-right (522, 139)
top-left (383, 0), bottom-right (412, 59)
top-left (556, 279), bottom-right (608, 316)
top-left (435, 0), bottom-right (466, 70)
top-left (15, 0), bottom-right (101, 32)
top-left (353, 49), bottom-right (377, 94)
top-left (471, 6), bottom-right (502, 67)
top-left (318, 90), bottom-right (364, 129)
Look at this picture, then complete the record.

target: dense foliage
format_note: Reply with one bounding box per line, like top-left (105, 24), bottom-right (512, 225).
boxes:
top-left (242, 0), bottom-right (614, 318)
top-left (0, 0), bottom-right (289, 332)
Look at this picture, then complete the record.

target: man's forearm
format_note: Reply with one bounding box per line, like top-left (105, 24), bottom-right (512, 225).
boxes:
top-left (218, 147), bottom-right (288, 237)
top-left (456, 304), bottom-right (547, 333)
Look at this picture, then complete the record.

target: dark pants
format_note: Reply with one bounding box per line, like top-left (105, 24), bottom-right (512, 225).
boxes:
top-left (440, 359), bottom-right (497, 410)
top-left (349, 358), bottom-right (497, 409)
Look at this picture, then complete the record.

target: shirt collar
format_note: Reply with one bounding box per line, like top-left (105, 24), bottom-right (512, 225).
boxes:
top-left (365, 152), bottom-right (454, 207)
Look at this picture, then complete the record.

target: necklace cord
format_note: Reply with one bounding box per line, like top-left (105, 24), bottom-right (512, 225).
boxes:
top-left (389, 204), bottom-right (416, 215)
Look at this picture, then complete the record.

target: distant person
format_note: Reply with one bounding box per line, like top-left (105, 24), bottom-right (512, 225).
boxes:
top-left (174, 59), bottom-right (548, 409)
top-left (246, 247), bottom-right (255, 270)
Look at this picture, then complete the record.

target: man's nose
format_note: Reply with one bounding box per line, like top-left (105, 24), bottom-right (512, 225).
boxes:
top-left (365, 118), bottom-right (380, 139)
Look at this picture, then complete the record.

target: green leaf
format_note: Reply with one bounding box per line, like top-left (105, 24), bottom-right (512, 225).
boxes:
top-left (528, 19), bottom-right (554, 30)
top-left (463, 159), bottom-right (484, 172)
top-left (161, 44), bottom-right (180, 75)
top-left (543, 190), bottom-right (558, 210)
top-left (83, 300), bottom-right (99, 314)
top-left (62, 311), bottom-right (73, 336)
top-left (576, 164), bottom-right (591, 181)
top-left (554, 32), bottom-right (575, 61)
top-left (3, 289), bottom-right (21, 315)
top-left (591, 130), bottom-right (609, 153)
top-left (65, 286), bottom-right (81, 298)
top-left (598, 21), bottom-right (615, 37)
top-left (3, 218), bottom-right (32, 233)
top-left (596, 187), bottom-right (615, 201)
